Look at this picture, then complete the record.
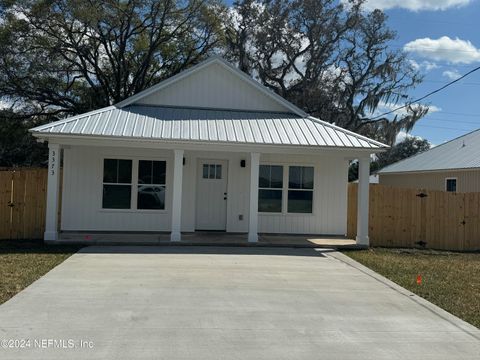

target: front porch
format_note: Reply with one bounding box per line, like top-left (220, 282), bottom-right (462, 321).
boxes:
top-left (57, 231), bottom-right (359, 249)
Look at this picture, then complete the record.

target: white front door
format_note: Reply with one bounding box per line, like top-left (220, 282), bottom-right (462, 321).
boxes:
top-left (196, 159), bottom-right (228, 230)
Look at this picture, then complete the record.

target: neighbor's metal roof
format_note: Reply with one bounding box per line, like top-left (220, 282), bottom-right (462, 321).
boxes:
top-left (30, 105), bottom-right (386, 149)
top-left (379, 129), bottom-right (480, 173)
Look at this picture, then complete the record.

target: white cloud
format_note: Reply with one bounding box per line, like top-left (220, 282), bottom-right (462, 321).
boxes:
top-left (442, 69), bottom-right (462, 80)
top-left (394, 131), bottom-right (428, 144)
top-left (357, 0), bottom-right (472, 11)
top-left (409, 60), bottom-right (439, 72)
top-left (404, 36), bottom-right (480, 64)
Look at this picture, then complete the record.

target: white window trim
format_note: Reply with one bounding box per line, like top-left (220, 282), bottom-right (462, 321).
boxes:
top-left (99, 156), bottom-right (168, 213)
top-left (258, 162), bottom-right (315, 216)
top-left (445, 177), bottom-right (457, 192)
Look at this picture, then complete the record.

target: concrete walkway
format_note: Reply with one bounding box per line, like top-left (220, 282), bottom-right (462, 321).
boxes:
top-left (58, 232), bottom-right (359, 248)
top-left (0, 246), bottom-right (479, 359)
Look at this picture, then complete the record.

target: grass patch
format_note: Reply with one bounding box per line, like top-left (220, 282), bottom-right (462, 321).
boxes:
top-left (344, 248), bottom-right (480, 329)
top-left (0, 239), bottom-right (82, 305)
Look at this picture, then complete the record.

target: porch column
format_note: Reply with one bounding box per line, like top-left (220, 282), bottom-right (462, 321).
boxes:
top-left (356, 155), bottom-right (370, 247)
top-left (248, 152), bottom-right (260, 242)
top-left (170, 149), bottom-right (184, 242)
top-left (44, 143), bottom-right (61, 241)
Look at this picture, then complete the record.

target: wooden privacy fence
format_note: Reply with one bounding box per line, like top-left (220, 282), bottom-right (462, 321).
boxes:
top-left (0, 168), bottom-right (47, 240)
top-left (1, 168), bottom-right (480, 250)
top-left (348, 183), bottom-right (480, 251)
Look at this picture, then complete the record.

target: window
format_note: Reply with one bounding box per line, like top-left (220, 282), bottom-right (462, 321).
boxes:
top-left (138, 160), bottom-right (166, 209)
top-left (203, 164), bottom-right (222, 179)
top-left (258, 165), bottom-right (283, 213)
top-left (288, 166), bottom-right (314, 213)
top-left (102, 159), bottom-right (132, 209)
top-left (446, 178), bottom-right (457, 192)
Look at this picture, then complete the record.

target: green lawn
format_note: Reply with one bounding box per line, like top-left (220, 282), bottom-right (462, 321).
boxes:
top-left (344, 248), bottom-right (480, 329)
top-left (0, 239), bottom-right (81, 305)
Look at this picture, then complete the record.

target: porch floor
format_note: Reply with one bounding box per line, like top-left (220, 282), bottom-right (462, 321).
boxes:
top-left (57, 231), bottom-right (359, 249)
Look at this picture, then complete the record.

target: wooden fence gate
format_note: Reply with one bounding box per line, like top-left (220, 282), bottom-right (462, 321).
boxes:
top-left (0, 168), bottom-right (47, 240)
top-left (348, 183), bottom-right (480, 251)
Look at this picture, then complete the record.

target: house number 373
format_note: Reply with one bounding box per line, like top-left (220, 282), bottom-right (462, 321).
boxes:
top-left (50, 150), bottom-right (56, 176)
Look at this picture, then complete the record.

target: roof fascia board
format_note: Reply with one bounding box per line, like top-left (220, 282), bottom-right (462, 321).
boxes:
top-left (33, 133), bottom-right (384, 155)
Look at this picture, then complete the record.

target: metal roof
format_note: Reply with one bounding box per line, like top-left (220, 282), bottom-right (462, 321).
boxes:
top-left (379, 129), bottom-right (480, 173)
top-left (30, 105), bottom-right (386, 149)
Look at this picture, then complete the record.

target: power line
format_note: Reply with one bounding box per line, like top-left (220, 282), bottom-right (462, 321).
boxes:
top-left (423, 117), bottom-right (480, 125)
top-left (437, 110), bottom-right (480, 117)
top-left (369, 65), bottom-right (480, 120)
top-left (423, 80), bottom-right (480, 86)
top-left (415, 124), bottom-right (474, 131)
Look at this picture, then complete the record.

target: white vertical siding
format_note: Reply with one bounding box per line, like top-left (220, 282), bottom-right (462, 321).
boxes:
top-left (62, 146), bottom-right (174, 231)
top-left (137, 63), bottom-right (289, 113)
top-left (61, 146), bottom-right (348, 235)
top-left (257, 154), bottom-right (348, 235)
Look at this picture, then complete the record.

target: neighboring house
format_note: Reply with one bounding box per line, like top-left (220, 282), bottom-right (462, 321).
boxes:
top-left (378, 129), bottom-right (480, 192)
top-left (30, 57), bottom-right (387, 245)
top-left (352, 174), bottom-right (379, 184)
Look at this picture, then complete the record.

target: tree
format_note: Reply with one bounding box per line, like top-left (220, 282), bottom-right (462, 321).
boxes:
top-left (0, 0), bottom-right (225, 166)
top-left (348, 136), bottom-right (430, 181)
top-left (373, 136), bottom-right (430, 171)
top-left (0, 0), bottom-right (225, 118)
top-left (0, 110), bottom-right (47, 167)
top-left (224, 0), bottom-right (428, 145)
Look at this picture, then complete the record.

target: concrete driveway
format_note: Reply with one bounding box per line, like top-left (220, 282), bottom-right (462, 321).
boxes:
top-left (0, 246), bottom-right (479, 360)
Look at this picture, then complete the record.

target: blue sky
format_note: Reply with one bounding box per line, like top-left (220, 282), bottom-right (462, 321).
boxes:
top-left (380, 0), bottom-right (480, 145)
top-left (227, 0), bottom-right (480, 145)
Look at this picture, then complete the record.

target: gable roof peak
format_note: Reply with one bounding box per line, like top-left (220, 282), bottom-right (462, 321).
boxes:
top-left (115, 55), bottom-right (308, 117)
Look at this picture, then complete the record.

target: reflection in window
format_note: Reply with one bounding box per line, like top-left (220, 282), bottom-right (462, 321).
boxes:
top-left (137, 160), bottom-right (166, 209)
top-left (258, 165), bottom-right (283, 212)
top-left (102, 159), bottom-right (132, 209)
top-left (288, 166), bottom-right (314, 213)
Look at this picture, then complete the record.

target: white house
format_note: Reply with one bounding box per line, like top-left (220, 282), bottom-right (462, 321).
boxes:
top-left (30, 57), bottom-right (387, 246)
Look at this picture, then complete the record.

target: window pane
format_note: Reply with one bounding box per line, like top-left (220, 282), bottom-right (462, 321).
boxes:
top-left (103, 159), bottom-right (117, 183)
top-left (288, 190), bottom-right (313, 213)
top-left (258, 189), bottom-right (282, 213)
top-left (102, 185), bottom-right (131, 209)
top-left (138, 185), bottom-right (165, 209)
top-left (138, 160), bottom-right (152, 184)
top-left (209, 164), bottom-right (216, 179)
top-left (118, 160), bottom-right (132, 183)
top-left (152, 161), bottom-right (166, 185)
top-left (215, 165), bottom-right (222, 179)
top-left (203, 164), bottom-right (209, 179)
top-left (302, 167), bottom-right (314, 189)
top-left (289, 166), bottom-right (302, 189)
top-left (259, 165), bottom-right (270, 188)
top-left (270, 165), bottom-right (283, 188)
top-left (446, 179), bottom-right (456, 192)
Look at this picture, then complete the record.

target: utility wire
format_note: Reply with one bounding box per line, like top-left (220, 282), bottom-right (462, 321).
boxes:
top-left (369, 65), bottom-right (480, 120)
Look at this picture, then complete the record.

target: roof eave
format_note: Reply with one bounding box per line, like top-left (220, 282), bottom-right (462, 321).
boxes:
top-left (30, 132), bottom-right (386, 153)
